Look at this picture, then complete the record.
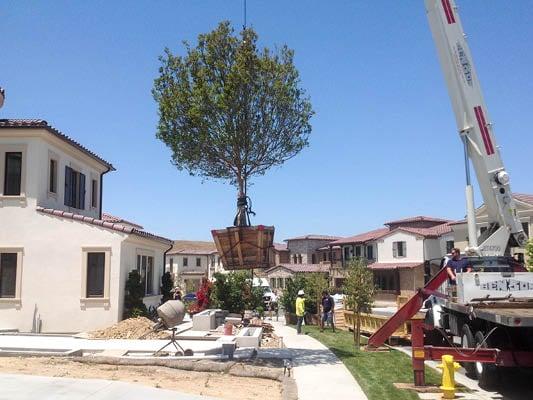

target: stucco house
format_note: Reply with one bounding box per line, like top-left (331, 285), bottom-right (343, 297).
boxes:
top-left (329, 216), bottom-right (454, 303)
top-left (284, 234), bottom-right (341, 265)
top-left (265, 263), bottom-right (330, 292)
top-left (166, 240), bottom-right (218, 293)
top-left (0, 119), bottom-right (172, 333)
top-left (450, 193), bottom-right (533, 263)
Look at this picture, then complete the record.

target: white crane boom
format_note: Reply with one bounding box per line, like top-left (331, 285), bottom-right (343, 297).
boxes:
top-left (424, 0), bottom-right (527, 256)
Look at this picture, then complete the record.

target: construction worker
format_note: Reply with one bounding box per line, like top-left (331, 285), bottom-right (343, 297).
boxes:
top-left (295, 289), bottom-right (305, 334)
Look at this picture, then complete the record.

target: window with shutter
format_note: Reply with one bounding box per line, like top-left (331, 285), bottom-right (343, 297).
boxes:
top-left (78, 173), bottom-right (86, 209)
top-left (64, 166), bottom-right (73, 206)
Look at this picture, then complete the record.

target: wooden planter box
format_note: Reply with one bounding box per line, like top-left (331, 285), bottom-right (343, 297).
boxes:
top-left (212, 225), bottom-right (275, 270)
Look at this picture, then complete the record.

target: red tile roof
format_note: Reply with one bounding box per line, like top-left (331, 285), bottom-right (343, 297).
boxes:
top-left (36, 207), bottom-right (172, 245)
top-left (330, 228), bottom-right (390, 245)
top-left (168, 240), bottom-right (217, 255)
top-left (273, 242), bottom-right (289, 252)
top-left (102, 213), bottom-right (144, 230)
top-left (0, 119), bottom-right (114, 170)
top-left (384, 215), bottom-right (450, 226)
top-left (368, 262), bottom-right (423, 270)
top-left (284, 234), bottom-right (342, 241)
top-left (266, 263), bottom-right (330, 274)
top-left (513, 193), bottom-right (533, 206)
top-left (395, 223), bottom-right (453, 238)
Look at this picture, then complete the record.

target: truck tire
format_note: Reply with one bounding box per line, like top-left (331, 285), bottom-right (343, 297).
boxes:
top-left (461, 324), bottom-right (476, 376)
top-left (474, 331), bottom-right (499, 388)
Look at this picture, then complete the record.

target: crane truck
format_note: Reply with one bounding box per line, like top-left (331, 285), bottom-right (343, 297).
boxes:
top-left (367, 0), bottom-right (533, 387)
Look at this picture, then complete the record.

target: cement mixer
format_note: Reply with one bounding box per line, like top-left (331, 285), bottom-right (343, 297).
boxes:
top-left (153, 300), bottom-right (193, 356)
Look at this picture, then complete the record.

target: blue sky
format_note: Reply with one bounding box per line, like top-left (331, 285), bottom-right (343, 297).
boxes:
top-left (3, 1), bottom-right (532, 241)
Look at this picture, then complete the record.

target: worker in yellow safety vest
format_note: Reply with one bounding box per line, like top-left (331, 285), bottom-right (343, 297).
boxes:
top-left (295, 289), bottom-right (305, 334)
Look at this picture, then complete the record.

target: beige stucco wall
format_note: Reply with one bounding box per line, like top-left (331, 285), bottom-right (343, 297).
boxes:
top-left (0, 130), bottom-right (107, 219)
top-left (399, 265), bottom-right (424, 296)
top-left (377, 231), bottom-right (424, 263)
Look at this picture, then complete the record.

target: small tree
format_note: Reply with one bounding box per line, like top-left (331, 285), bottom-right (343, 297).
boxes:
top-left (160, 271), bottom-right (174, 304)
top-left (123, 270), bottom-right (148, 319)
top-left (153, 21), bottom-right (313, 223)
top-left (526, 239), bottom-right (533, 272)
top-left (306, 272), bottom-right (329, 317)
top-left (342, 259), bottom-right (375, 349)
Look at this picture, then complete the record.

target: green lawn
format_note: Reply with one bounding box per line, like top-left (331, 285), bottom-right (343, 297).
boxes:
top-left (298, 325), bottom-right (442, 400)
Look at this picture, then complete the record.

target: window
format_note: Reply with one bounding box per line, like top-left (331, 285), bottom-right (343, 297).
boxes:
top-left (196, 257), bottom-right (201, 267)
top-left (292, 254), bottom-right (297, 264)
top-left (4, 152), bottom-right (22, 195)
top-left (277, 277), bottom-right (283, 289)
top-left (86, 252), bottom-right (105, 297)
top-left (355, 246), bottom-right (361, 257)
top-left (344, 246), bottom-right (351, 261)
top-left (366, 245), bottom-right (374, 260)
top-left (297, 254), bottom-right (302, 264)
top-left (49, 159), bottom-right (57, 194)
top-left (91, 179), bottom-right (98, 208)
top-left (169, 258), bottom-right (174, 273)
top-left (446, 240), bottom-right (455, 254)
top-left (183, 257), bottom-right (188, 267)
top-left (374, 270), bottom-right (399, 293)
top-left (217, 257), bottom-right (221, 266)
top-left (522, 222), bottom-right (530, 237)
top-left (64, 166), bottom-right (85, 209)
top-left (393, 241), bottom-right (406, 258)
top-left (137, 254), bottom-right (154, 295)
top-left (312, 254), bottom-right (316, 264)
top-left (323, 252), bottom-right (327, 262)
top-left (0, 253), bottom-right (17, 298)
top-left (270, 278), bottom-right (276, 288)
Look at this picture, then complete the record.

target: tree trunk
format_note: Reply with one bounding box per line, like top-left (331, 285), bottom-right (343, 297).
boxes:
top-left (352, 310), bottom-right (357, 346)
top-left (355, 310), bottom-right (361, 350)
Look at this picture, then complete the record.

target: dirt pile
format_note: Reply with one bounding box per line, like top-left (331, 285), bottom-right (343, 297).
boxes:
top-left (89, 317), bottom-right (170, 340)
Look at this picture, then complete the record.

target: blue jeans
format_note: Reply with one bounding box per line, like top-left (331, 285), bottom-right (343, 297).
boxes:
top-left (296, 316), bottom-right (304, 334)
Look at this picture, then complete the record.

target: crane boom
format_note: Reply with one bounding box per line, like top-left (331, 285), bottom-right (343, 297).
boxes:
top-left (424, 0), bottom-right (527, 256)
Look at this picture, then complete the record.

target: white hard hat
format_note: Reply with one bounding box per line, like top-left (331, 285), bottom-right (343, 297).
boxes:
top-left (297, 289), bottom-right (304, 295)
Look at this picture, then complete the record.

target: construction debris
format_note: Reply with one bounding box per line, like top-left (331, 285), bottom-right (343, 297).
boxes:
top-left (88, 317), bottom-right (170, 340)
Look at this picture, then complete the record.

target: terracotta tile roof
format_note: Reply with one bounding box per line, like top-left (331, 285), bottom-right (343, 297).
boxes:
top-left (36, 207), bottom-right (172, 245)
top-left (266, 263), bottom-right (330, 274)
top-left (0, 119), bottom-right (114, 170)
top-left (396, 223), bottom-right (453, 238)
top-left (367, 262), bottom-right (423, 270)
top-left (513, 193), bottom-right (533, 206)
top-left (102, 213), bottom-right (144, 230)
top-left (384, 215), bottom-right (451, 226)
top-left (273, 242), bottom-right (289, 252)
top-left (330, 228), bottom-right (390, 245)
top-left (284, 234), bottom-right (342, 242)
top-left (168, 240), bottom-right (217, 255)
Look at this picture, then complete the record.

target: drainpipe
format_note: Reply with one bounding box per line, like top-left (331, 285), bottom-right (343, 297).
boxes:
top-left (98, 166), bottom-right (112, 220)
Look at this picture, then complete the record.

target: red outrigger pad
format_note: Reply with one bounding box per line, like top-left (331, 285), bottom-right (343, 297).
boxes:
top-left (212, 225), bottom-right (275, 270)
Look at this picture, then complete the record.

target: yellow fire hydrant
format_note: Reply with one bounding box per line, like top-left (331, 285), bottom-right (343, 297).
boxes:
top-left (437, 354), bottom-right (461, 399)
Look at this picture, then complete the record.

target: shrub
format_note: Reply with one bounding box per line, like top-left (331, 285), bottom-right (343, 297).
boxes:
top-left (123, 270), bottom-right (148, 319)
top-left (210, 271), bottom-right (263, 314)
top-left (280, 274), bottom-right (317, 314)
top-left (160, 271), bottom-right (174, 304)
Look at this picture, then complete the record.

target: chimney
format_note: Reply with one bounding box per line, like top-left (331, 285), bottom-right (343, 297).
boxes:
top-left (0, 87), bottom-right (4, 109)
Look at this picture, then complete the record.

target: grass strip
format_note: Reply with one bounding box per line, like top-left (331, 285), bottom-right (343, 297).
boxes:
top-left (299, 325), bottom-right (442, 400)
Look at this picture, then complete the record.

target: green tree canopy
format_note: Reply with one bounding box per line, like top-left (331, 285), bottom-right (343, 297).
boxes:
top-left (153, 21), bottom-right (313, 204)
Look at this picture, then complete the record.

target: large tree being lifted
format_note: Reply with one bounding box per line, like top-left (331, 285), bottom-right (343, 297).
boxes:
top-left (153, 21), bottom-right (313, 227)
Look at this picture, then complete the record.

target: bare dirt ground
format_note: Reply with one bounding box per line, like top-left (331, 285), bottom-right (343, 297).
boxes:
top-left (0, 357), bottom-right (282, 400)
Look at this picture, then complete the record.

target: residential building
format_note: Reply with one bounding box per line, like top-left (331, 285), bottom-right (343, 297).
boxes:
top-left (265, 263), bottom-right (330, 292)
top-left (284, 234), bottom-right (341, 265)
top-left (0, 119), bottom-right (172, 333)
top-left (329, 216), bottom-right (453, 303)
top-left (450, 193), bottom-right (533, 263)
top-left (166, 240), bottom-right (218, 293)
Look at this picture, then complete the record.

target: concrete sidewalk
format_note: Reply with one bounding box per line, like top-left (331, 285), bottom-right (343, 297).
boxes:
top-left (0, 373), bottom-right (216, 400)
top-left (270, 319), bottom-right (368, 400)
